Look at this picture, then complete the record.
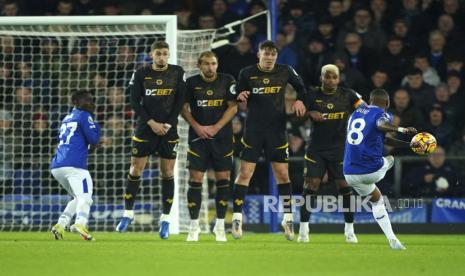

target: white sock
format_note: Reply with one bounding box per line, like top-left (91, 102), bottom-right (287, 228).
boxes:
top-left (371, 198), bottom-right (396, 240)
top-left (75, 194), bottom-right (92, 226)
top-left (283, 213), bottom-right (293, 222)
top-left (299, 222), bottom-right (309, 234)
top-left (160, 214), bottom-right (169, 222)
top-left (58, 198), bottom-right (77, 228)
top-left (123, 210), bottom-right (134, 218)
top-left (345, 222), bottom-right (354, 234)
top-left (232, 212), bottom-right (242, 221)
top-left (190, 219), bottom-right (199, 226)
top-left (215, 218), bottom-right (225, 229)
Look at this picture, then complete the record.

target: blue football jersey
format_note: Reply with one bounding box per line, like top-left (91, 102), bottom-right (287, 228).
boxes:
top-left (343, 105), bottom-right (391, 175)
top-left (51, 108), bottom-right (101, 170)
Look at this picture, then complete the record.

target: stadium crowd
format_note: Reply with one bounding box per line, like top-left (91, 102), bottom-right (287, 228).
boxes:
top-left (0, 0), bottom-right (464, 198)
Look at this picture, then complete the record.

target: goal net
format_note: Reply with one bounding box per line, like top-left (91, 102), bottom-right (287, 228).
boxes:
top-left (0, 16), bottom-right (215, 233)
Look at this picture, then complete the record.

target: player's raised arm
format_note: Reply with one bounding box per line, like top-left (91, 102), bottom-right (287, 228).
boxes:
top-left (129, 70), bottom-right (151, 124)
top-left (287, 65), bottom-right (306, 117)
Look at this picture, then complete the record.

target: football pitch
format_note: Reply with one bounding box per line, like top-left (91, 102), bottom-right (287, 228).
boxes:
top-left (1, 232), bottom-right (464, 276)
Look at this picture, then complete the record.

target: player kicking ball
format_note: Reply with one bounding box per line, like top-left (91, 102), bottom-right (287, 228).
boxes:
top-left (50, 91), bottom-right (101, 241)
top-left (343, 88), bottom-right (419, 250)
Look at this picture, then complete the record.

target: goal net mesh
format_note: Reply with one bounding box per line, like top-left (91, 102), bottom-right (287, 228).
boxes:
top-left (0, 20), bottom-right (215, 232)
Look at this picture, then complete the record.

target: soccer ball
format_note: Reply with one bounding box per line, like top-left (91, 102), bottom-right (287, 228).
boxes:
top-left (410, 132), bottom-right (437, 155)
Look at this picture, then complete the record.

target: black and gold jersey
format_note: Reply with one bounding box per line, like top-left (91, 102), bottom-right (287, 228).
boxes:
top-left (129, 64), bottom-right (186, 139)
top-left (186, 73), bottom-right (236, 138)
top-left (307, 86), bottom-right (364, 150)
top-left (237, 64), bottom-right (306, 132)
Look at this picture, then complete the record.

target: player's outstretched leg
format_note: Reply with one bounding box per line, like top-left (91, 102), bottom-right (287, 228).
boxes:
top-left (214, 179), bottom-right (229, 242)
top-left (338, 184), bottom-right (357, 243)
top-left (116, 174), bottom-right (140, 232)
top-left (186, 181), bottom-right (202, 242)
top-left (51, 197), bottom-right (78, 240)
top-left (370, 188), bottom-right (405, 250)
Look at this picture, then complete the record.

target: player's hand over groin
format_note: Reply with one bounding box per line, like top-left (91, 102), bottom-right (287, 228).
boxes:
top-left (148, 119), bottom-right (167, 136)
top-left (193, 124), bottom-right (212, 139)
top-left (292, 100), bottom-right (306, 117)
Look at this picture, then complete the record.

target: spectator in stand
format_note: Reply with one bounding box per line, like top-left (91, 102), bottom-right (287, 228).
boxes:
top-left (427, 30), bottom-right (448, 80)
top-left (369, 0), bottom-right (393, 34)
top-left (11, 87), bottom-right (35, 129)
top-left (211, 0), bottom-right (238, 26)
top-left (433, 83), bottom-right (461, 129)
top-left (55, 0), bottom-right (75, 16)
top-left (401, 53), bottom-right (440, 87)
top-left (276, 32), bottom-right (298, 68)
top-left (379, 35), bottom-right (411, 87)
top-left (436, 14), bottom-right (465, 52)
top-left (337, 7), bottom-right (386, 54)
top-left (448, 127), bottom-right (465, 170)
top-left (1, 0), bottom-right (20, 16)
top-left (389, 88), bottom-right (425, 138)
top-left (395, 0), bottom-right (433, 45)
top-left (327, 0), bottom-right (351, 28)
top-left (424, 104), bottom-right (455, 150)
top-left (391, 18), bottom-right (416, 52)
top-left (0, 109), bottom-right (19, 193)
top-left (403, 68), bottom-right (435, 115)
top-left (22, 112), bottom-right (54, 157)
top-left (311, 17), bottom-right (337, 51)
top-left (298, 36), bottom-right (332, 87)
top-left (340, 32), bottom-right (378, 78)
top-left (406, 146), bottom-right (463, 197)
top-left (366, 69), bottom-right (394, 99)
top-left (215, 36), bottom-right (256, 79)
top-left (197, 13), bottom-right (216, 29)
top-left (441, 0), bottom-right (464, 28)
top-left (174, 5), bottom-right (195, 30)
top-left (332, 52), bottom-right (368, 93)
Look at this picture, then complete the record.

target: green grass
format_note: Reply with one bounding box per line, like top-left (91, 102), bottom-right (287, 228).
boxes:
top-left (0, 232), bottom-right (464, 276)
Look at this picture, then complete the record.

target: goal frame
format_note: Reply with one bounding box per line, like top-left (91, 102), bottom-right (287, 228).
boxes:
top-left (0, 15), bottom-right (183, 233)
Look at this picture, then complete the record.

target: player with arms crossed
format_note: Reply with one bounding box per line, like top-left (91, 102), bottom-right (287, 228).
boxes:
top-left (116, 41), bottom-right (186, 239)
top-left (181, 51), bottom-right (237, 242)
top-left (233, 40), bottom-right (307, 240)
top-left (51, 90), bottom-right (101, 241)
top-left (344, 88), bottom-right (418, 250)
top-left (299, 64), bottom-right (364, 243)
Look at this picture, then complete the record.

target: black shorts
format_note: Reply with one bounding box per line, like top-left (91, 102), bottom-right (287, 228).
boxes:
top-left (240, 131), bottom-right (288, 163)
top-left (131, 132), bottom-right (179, 159)
top-left (187, 136), bottom-right (233, 172)
top-left (304, 147), bottom-right (344, 180)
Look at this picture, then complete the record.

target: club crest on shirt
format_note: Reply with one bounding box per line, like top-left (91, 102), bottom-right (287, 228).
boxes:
top-left (206, 89), bottom-right (214, 96)
top-left (263, 78), bottom-right (270, 84)
top-left (156, 79), bottom-right (163, 85)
